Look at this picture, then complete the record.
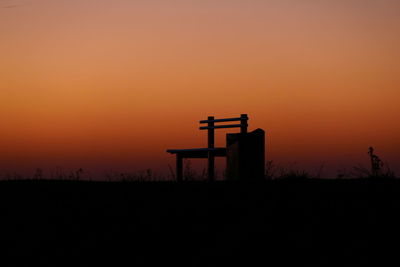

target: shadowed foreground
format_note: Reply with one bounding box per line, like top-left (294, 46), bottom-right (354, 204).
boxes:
top-left (1, 179), bottom-right (399, 266)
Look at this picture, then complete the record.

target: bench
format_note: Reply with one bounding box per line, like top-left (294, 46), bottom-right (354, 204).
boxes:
top-left (167, 114), bottom-right (249, 181)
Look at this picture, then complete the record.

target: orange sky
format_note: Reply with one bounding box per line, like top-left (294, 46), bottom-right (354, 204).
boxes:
top-left (1, 0), bottom-right (399, 178)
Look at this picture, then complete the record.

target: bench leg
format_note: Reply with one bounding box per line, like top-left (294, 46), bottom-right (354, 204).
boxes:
top-left (176, 155), bottom-right (183, 182)
top-left (208, 152), bottom-right (215, 182)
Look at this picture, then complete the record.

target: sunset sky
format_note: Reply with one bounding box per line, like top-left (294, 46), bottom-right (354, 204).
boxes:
top-left (1, 0), bottom-right (399, 178)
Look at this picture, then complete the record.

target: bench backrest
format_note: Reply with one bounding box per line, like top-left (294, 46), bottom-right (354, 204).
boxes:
top-left (199, 114), bottom-right (248, 149)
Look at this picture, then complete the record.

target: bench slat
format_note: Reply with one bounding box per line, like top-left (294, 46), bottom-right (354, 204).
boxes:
top-left (199, 124), bottom-right (246, 130)
top-left (199, 117), bottom-right (246, 124)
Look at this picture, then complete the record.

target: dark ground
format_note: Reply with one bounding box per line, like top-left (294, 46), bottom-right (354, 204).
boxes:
top-left (1, 179), bottom-right (399, 266)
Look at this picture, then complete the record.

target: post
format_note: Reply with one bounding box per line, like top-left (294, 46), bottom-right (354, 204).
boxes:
top-left (176, 154), bottom-right (183, 182)
top-left (226, 128), bottom-right (265, 180)
top-left (240, 114), bottom-right (248, 134)
top-left (208, 116), bottom-right (215, 181)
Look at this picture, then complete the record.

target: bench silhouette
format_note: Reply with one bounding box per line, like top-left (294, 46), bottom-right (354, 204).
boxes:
top-left (167, 114), bottom-right (249, 181)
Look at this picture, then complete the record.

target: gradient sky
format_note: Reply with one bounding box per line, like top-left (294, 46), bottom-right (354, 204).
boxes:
top-left (1, 0), bottom-right (399, 178)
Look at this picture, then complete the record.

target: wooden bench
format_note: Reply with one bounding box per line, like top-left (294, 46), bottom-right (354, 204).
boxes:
top-left (167, 114), bottom-right (248, 181)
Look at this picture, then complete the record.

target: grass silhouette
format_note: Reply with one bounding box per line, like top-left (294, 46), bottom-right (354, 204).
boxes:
top-left (1, 176), bottom-right (399, 266)
top-left (0, 147), bottom-right (397, 266)
top-left (2, 163), bottom-right (396, 181)
top-left (0, 147), bottom-right (397, 181)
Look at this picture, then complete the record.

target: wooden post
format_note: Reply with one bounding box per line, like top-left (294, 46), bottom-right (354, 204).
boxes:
top-left (208, 116), bottom-right (215, 181)
top-left (240, 114), bottom-right (248, 134)
top-left (226, 128), bottom-right (265, 181)
top-left (176, 154), bottom-right (183, 182)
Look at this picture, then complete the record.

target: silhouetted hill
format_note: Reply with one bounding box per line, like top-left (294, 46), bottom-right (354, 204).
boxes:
top-left (1, 179), bottom-right (399, 266)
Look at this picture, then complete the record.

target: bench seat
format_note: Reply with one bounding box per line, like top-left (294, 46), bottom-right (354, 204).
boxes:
top-left (166, 147), bottom-right (227, 158)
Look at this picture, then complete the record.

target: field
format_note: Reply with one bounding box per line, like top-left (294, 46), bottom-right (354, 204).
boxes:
top-left (1, 179), bottom-right (399, 266)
